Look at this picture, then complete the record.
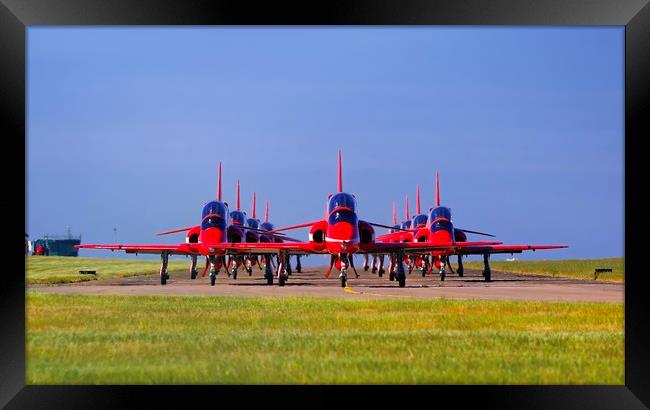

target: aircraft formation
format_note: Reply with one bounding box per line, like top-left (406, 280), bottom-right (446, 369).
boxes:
top-left (77, 150), bottom-right (567, 288)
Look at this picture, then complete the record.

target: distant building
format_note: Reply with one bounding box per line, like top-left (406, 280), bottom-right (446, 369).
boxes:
top-left (31, 229), bottom-right (81, 257)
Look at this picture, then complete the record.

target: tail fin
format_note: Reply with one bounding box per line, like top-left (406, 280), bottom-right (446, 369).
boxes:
top-left (405, 195), bottom-right (410, 220)
top-left (435, 171), bottom-right (440, 207)
top-left (416, 184), bottom-right (421, 215)
top-left (265, 200), bottom-right (269, 223)
top-left (217, 162), bottom-right (222, 202)
top-left (392, 202), bottom-right (397, 225)
top-left (236, 179), bottom-right (240, 211)
top-left (252, 192), bottom-right (256, 219)
top-left (337, 149), bottom-right (343, 193)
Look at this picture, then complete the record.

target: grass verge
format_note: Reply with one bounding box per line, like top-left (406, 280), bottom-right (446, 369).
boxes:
top-left (26, 256), bottom-right (189, 285)
top-left (464, 258), bottom-right (624, 283)
top-left (27, 292), bottom-right (623, 384)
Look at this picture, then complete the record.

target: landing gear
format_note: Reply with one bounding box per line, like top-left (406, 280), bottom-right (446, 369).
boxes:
top-left (482, 253), bottom-right (492, 282)
top-left (388, 256), bottom-right (395, 281)
top-left (339, 253), bottom-right (349, 287)
top-left (377, 255), bottom-right (384, 277)
top-left (396, 251), bottom-right (406, 288)
top-left (363, 254), bottom-right (370, 272)
top-left (209, 255), bottom-right (221, 286)
top-left (348, 254), bottom-right (359, 278)
top-left (264, 255), bottom-right (273, 285)
top-left (457, 255), bottom-right (464, 277)
top-left (160, 252), bottom-right (169, 285)
top-left (296, 255), bottom-right (302, 273)
top-left (245, 257), bottom-right (254, 276)
top-left (440, 256), bottom-right (446, 281)
top-left (189, 255), bottom-right (198, 280)
top-left (277, 252), bottom-right (290, 286)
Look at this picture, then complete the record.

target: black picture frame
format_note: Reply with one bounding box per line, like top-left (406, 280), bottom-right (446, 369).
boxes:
top-left (3, 0), bottom-right (647, 408)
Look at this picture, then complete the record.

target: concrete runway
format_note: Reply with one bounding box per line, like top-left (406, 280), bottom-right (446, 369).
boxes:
top-left (30, 266), bottom-right (624, 303)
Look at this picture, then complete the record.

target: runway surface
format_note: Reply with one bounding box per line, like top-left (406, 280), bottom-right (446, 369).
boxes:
top-left (30, 266), bottom-right (624, 303)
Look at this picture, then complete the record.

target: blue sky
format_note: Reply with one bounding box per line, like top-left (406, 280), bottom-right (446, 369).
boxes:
top-left (27, 27), bottom-right (624, 262)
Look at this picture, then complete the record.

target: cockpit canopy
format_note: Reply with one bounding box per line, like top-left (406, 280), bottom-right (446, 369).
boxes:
top-left (260, 222), bottom-right (274, 231)
top-left (328, 208), bottom-right (358, 225)
top-left (328, 193), bottom-right (356, 214)
top-left (430, 206), bottom-right (452, 222)
top-left (201, 201), bottom-right (228, 231)
top-left (429, 206), bottom-right (453, 233)
top-left (230, 210), bottom-right (245, 226)
top-left (412, 214), bottom-right (427, 227)
top-left (246, 218), bottom-right (260, 229)
top-left (401, 220), bottom-right (412, 230)
top-left (389, 224), bottom-right (400, 233)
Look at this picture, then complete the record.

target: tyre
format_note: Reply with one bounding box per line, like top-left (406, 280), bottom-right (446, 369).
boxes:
top-left (458, 269), bottom-right (464, 278)
top-left (266, 275), bottom-right (273, 285)
top-left (440, 271), bottom-right (445, 281)
top-left (161, 275), bottom-right (167, 285)
top-left (210, 275), bottom-right (216, 286)
top-left (378, 269), bottom-right (384, 278)
top-left (340, 276), bottom-right (347, 288)
top-left (232, 269), bottom-right (237, 280)
top-left (191, 270), bottom-right (197, 280)
top-left (484, 270), bottom-right (491, 282)
top-left (398, 274), bottom-right (405, 288)
top-left (389, 271), bottom-right (395, 281)
top-left (279, 275), bottom-right (286, 287)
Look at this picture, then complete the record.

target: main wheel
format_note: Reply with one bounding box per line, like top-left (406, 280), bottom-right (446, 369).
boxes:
top-left (458, 269), bottom-right (464, 278)
top-left (232, 268), bottom-right (237, 280)
top-left (389, 271), bottom-right (395, 281)
top-left (398, 274), bottom-right (405, 288)
top-left (422, 271), bottom-right (426, 278)
top-left (191, 270), bottom-right (197, 280)
top-left (246, 267), bottom-right (253, 276)
top-left (210, 275), bottom-right (216, 286)
top-left (440, 270), bottom-right (445, 281)
top-left (266, 275), bottom-right (273, 285)
top-left (279, 275), bottom-right (286, 287)
top-left (161, 275), bottom-right (167, 285)
top-left (378, 269), bottom-right (384, 278)
top-left (484, 270), bottom-right (491, 282)
top-left (340, 275), bottom-right (347, 288)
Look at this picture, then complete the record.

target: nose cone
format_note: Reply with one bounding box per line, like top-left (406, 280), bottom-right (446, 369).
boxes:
top-left (326, 222), bottom-right (359, 254)
top-left (327, 221), bottom-right (357, 241)
top-left (430, 229), bottom-right (453, 244)
top-left (199, 227), bottom-right (224, 244)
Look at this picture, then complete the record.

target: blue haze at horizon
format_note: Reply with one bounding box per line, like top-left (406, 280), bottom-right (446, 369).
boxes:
top-left (27, 27), bottom-right (624, 265)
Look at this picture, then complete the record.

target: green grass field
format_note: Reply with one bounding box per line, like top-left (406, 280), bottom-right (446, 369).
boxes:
top-left (464, 257), bottom-right (624, 283)
top-left (26, 256), bottom-right (189, 285)
top-left (27, 292), bottom-right (623, 384)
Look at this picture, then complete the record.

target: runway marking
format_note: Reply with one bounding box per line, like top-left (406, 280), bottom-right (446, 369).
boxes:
top-left (344, 285), bottom-right (411, 298)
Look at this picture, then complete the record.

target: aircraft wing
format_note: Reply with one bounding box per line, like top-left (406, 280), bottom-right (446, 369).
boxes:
top-left (76, 243), bottom-right (197, 255)
top-left (358, 241), bottom-right (503, 254)
top-left (76, 241), bottom-right (320, 256)
top-left (454, 244), bottom-right (568, 255)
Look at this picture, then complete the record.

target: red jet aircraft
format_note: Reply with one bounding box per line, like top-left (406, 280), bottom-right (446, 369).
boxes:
top-left (75, 152), bottom-right (543, 288)
top-left (259, 150), bottom-right (504, 287)
top-left (376, 172), bottom-right (567, 281)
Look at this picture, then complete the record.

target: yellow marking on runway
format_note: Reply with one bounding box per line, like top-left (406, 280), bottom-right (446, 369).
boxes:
top-left (343, 285), bottom-right (412, 298)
